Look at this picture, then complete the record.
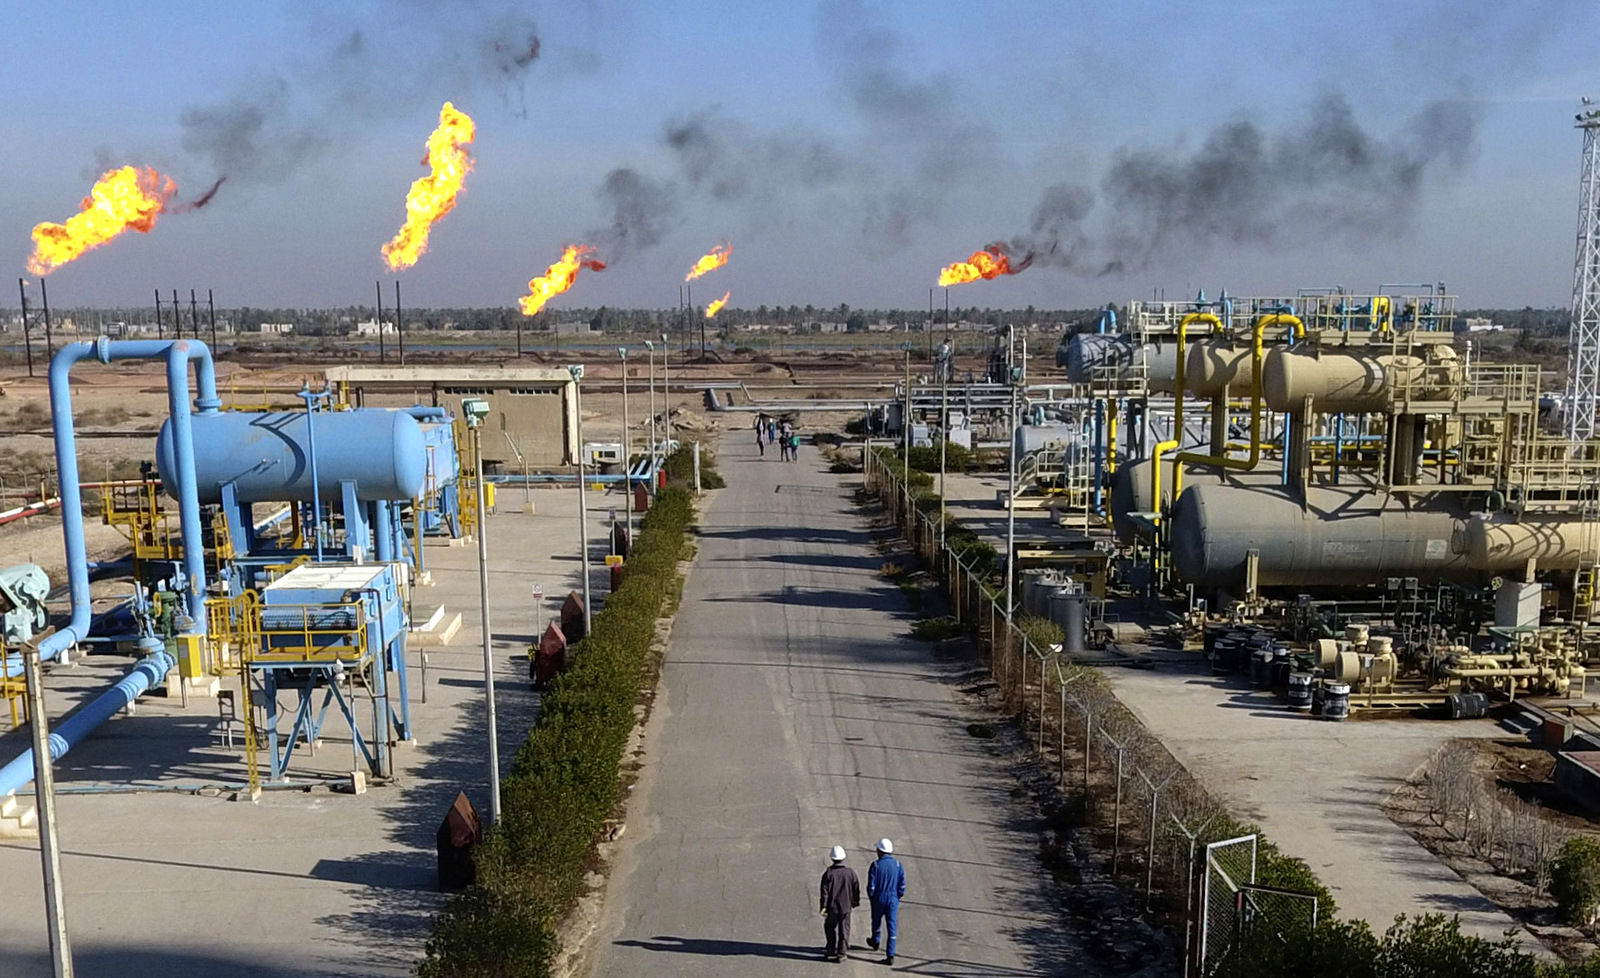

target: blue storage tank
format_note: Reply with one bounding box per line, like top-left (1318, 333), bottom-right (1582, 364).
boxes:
top-left (157, 409), bottom-right (427, 504)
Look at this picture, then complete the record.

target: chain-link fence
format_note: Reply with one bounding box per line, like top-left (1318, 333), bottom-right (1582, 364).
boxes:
top-left (862, 445), bottom-right (1308, 969)
top-left (1200, 835), bottom-right (1258, 971)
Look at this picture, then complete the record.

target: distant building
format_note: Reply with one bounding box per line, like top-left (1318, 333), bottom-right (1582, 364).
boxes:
top-left (1464, 317), bottom-right (1504, 332)
top-left (355, 319), bottom-right (397, 336)
top-left (551, 321), bottom-right (593, 335)
top-left (258, 323), bottom-right (295, 335)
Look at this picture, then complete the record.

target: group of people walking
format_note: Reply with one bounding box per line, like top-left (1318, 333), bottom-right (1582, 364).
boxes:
top-left (754, 415), bottom-right (801, 461)
top-left (819, 838), bottom-right (905, 965)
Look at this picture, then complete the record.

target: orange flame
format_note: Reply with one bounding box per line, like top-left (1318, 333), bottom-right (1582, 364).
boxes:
top-left (685, 243), bottom-right (732, 281)
top-left (519, 245), bottom-right (606, 316)
top-left (27, 166), bottom-right (177, 275)
top-left (382, 102), bottom-right (476, 270)
top-left (705, 291), bottom-right (730, 319)
top-left (936, 242), bottom-right (1034, 287)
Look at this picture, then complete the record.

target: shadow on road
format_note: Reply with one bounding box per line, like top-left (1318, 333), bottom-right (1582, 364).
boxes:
top-left (613, 935), bottom-right (820, 961)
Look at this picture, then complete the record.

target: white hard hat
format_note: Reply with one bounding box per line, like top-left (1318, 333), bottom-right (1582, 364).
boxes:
top-left (876, 838), bottom-right (894, 854)
top-left (829, 845), bottom-right (846, 862)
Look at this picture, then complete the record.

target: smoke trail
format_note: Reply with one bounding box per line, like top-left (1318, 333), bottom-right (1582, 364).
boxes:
top-left (167, 3), bottom-right (546, 198)
top-left (590, 167), bottom-right (680, 259)
top-left (1019, 91), bottom-right (1482, 276)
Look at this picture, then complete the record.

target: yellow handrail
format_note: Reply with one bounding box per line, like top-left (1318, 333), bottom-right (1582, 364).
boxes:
top-left (1171, 312), bottom-right (1305, 499)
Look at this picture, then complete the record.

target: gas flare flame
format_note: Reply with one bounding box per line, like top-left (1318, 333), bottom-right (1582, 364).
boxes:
top-left (936, 242), bottom-right (1034, 287)
top-left (519, 244), bottom-right (606, 316)
top-left (685, 243), bottom-right (732, 281)
top-left (382, 102), bottom-right (477, 271)
top-left (705, 291), bottom-right (730, 319)
top-left (27, 166), bottom-right (177, 275)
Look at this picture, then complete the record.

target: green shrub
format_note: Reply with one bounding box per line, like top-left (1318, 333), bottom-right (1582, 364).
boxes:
top-left (910, 616), bottom-right (963, 642)
top-left (905, 442), bottom-right (972, 473)
top-left (662, 444), bottom-right (725, 489)
top-left (416, 487), bottom-right (695, 978)
top-left (1017, 615), bottom-right (1063, 653)
top-left (1552, 836), bottom-right (1600, 931)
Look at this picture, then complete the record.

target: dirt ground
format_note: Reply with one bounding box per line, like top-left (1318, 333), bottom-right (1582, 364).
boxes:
top-left (1388, 735), bottom-right (1600, 962)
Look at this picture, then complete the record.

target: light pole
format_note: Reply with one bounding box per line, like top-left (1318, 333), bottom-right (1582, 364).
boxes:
top-left (644, 340), bottom-right (657, 496)
top-left (462, 398), bottom-right (500, 824)
top-left (902, 341), bottom-right (913, 521)
top-left (23, 645), bottom-right (73, 977)
top-left (568, 365), bottom-right (594, 636)
top-left (659, 332), bottom-right (670, 458)
top-left (619, 347), bottom-right (633, 548)
top-left (1005, 326), bottom-right (1018, 621)
top-left (938, 340), bottom-right (950, 552)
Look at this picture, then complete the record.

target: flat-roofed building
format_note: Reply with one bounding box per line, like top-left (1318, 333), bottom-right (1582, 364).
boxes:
top-left (325, 365), bottom-right (578, 467)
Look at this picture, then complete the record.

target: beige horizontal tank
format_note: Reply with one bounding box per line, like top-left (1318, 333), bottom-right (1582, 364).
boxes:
top-left (1184, 340), bottom-right (1256, 397)
top-left (1465, 517), bottom-right (1600, 573)
top-left (1262, 347), bottom-right (1461, 414)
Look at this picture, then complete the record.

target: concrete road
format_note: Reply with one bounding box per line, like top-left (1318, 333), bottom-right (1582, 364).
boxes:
top-left (589, 438), bottom-right (1086, 977)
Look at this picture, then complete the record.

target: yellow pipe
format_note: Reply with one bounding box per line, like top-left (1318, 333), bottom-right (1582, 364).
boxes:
top-left (1107, 407), bottom-right (1119, 473)
top-left (1173, 313), bottom-right (1304, 498)
top-left (1150, 312), bottom-right (1221, 523)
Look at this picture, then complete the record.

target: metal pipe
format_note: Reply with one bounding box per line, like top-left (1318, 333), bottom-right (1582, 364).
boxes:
top-left (1172, 313), bottom-right (1303, 498)
top-left (1150, 312), bottom-right (1220, 523)
top-left (571, 366), bottom-right (594, 635)
top-left (0, 650), bottom-right (175, 797)
top-left (16, 339), bottom-right (215, 671)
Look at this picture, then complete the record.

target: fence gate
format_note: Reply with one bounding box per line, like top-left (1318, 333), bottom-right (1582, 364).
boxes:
top-left (1199, 834), bottom-right (1257, 972)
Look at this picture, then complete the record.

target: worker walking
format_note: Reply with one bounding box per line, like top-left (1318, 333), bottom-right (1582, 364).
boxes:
top-left (819, 845), bottom-right (861, 963)
top-left (867, 838), bottom-right (905, 965)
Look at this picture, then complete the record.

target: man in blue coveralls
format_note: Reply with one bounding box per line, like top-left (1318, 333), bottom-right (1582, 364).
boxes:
top-left (866, 837), bottom-right (906, 965)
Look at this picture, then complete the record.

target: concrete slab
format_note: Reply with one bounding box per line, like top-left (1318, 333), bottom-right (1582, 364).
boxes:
top-left (0, 482), bottom-right (633, 977)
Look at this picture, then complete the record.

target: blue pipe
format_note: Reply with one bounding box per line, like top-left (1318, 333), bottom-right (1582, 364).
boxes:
top-left (0, 650), bottom-right (175, 797)
top-left (16, 338), bottom-right (216, 670)
top-left (403, 405), bottom-right (450, 422)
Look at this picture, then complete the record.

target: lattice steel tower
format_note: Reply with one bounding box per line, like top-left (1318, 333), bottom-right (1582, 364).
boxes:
top-left (1564, 100), bottom-right (1600, 441)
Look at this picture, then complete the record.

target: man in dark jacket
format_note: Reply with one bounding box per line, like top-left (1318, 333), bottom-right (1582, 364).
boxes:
top-left (866, 838), bottom-right (906, 965)
top-left (819, 845), bottom-right (861, 962)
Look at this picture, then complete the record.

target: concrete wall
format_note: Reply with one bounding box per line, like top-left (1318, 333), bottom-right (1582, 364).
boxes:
top-left (326, 366), bottom-right (577, 467)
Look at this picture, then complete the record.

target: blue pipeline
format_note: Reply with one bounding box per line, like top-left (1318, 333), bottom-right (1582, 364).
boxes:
top-left (0, 650), bottom-right (176, 797)
top-left (2, 339), bottom-right (214, 680)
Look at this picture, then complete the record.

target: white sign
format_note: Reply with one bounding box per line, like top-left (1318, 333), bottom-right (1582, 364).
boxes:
top-left (531, 584), bottom-right (544, 599)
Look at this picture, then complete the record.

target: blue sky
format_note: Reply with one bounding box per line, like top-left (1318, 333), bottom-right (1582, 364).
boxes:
top-left (1, 1), bottom-right (1596, 312)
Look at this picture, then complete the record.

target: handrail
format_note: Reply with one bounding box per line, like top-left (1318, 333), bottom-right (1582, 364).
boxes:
top-left (1171, 313), bottom-right (1304, 499)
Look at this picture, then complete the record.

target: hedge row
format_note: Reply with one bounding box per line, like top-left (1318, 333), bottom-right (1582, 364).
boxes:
top-left (417, 486), bottom-right (696, 978)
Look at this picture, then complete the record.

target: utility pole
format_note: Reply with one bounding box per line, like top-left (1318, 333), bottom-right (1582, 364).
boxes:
top-left (645, 340), bottom-right (657, 495)
top-left (395, 280), bottom-right (405, 367)
top-left (153, 288), bottom-right (163, 341)
top-left (375, 282), bottom-right (386, 365)
top-left (660, 333), bottom-right (670, 457)
top-left (902, 342), bottom-right (913, 521)
top-left (207, 289), bottom-right (217, 350)
top-left (24, 645), bottom-right (75, 977)
top-left (18, 279), bottom-right (34, 378)
top-left (1565, 99), bottom-right (1600, 441)
top-left (569, 365), bottom-right (594, 636)
top-left (40, 278), bottom-right (53, 359)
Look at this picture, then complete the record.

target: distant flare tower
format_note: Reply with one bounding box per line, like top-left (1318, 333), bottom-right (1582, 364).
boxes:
top-left (1564, 99), bottom-right (1600, 441)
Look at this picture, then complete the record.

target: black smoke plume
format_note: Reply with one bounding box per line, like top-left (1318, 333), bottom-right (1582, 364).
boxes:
top-left (1018, 91), bottom-right (1481, 276)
